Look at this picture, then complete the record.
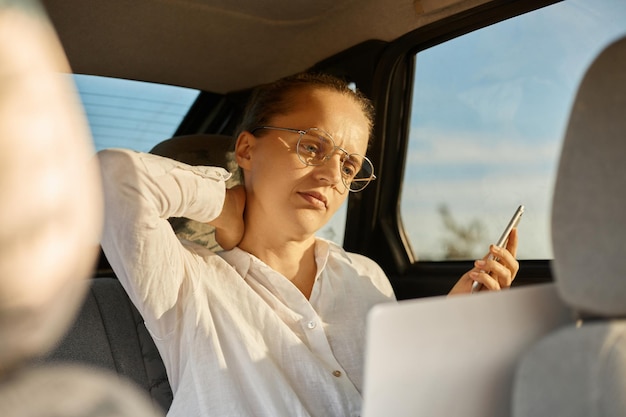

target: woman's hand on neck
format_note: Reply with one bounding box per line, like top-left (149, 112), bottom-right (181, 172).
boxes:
top-left (211, 185), bottom-right (246, 250)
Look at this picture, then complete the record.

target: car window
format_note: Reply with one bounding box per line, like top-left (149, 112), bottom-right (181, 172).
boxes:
top-left (400, 0), bottom-right (626, 261)
top-left (73, 74), bottom-right (200, 152)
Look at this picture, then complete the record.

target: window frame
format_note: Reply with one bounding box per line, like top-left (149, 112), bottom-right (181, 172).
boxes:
top-left (342, 0), bottom-right (561, 297)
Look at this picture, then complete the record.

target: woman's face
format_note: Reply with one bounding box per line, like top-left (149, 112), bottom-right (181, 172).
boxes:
top-left (236, 87), bottom-right (371, 240)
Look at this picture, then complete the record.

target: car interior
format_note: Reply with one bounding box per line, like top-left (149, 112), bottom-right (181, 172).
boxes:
top-left (22, 0), bottom-right (626, 414)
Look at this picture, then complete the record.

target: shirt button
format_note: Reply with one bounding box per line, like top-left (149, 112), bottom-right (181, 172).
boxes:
top-left (332, 370), bottom-right (342, 378)
top-left (307, 321), bottom-right (317, 329)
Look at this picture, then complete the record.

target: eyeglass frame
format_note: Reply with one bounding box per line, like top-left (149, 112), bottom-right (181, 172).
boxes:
top-left (250, 126), bottom-right (376, 192)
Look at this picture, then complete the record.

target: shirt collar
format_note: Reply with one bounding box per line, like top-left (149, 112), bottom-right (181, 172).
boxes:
top-left (217, 246), bottom-right (252, 279)
top-left (317, 237), bottom-right (353, 263)
top-left (218, 237), bottom-right (352, 280)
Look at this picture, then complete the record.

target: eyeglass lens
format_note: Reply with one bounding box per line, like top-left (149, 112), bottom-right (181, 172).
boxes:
top-left (297, 131), bottom-right (373, 192)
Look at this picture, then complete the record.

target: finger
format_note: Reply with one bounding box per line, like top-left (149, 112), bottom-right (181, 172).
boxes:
top-left (472, 260), bottom-right (503, 290)
top-left (476, 257), bottom-right (515, 289)
top-left (484, 257), bottom-right (515, 288)
top-left (469, 269), bottom-right (501, 291)
top-left (489, 245), bottom-right (519, 276)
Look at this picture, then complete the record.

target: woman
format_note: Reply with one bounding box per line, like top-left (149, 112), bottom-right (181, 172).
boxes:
top-left (99, 73), bottom-right (518, 417)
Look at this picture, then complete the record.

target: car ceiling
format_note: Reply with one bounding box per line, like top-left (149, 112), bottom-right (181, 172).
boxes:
top-left (41, 0), bottom-right (490, 94)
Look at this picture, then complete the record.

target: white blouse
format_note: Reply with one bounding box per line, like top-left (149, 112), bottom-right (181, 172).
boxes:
top-left (98, 149), bottom-right (396, 417)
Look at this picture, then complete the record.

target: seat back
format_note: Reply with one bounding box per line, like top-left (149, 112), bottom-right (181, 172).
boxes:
top-left (45, 278), bottom-right (173, 412)
top-left (512, 36), bottom-right (626, 417)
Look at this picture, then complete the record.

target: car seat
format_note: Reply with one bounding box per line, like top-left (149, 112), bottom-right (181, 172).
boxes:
top-left (511, 35), bottom-right (626, 416)
top-left (44, 277), bottom-right (173, 411)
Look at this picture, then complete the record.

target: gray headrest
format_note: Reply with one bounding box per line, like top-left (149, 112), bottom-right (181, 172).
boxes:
top-left (551, 36), bottom-right (626, 317)
top-left (149, 134), bottom-right (234, 169)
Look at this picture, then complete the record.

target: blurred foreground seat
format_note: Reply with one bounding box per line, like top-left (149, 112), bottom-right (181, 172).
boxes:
top-left (512, 36), bottom-right (626, 417)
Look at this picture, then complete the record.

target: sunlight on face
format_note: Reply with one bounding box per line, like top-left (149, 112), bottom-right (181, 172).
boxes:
top-left (239, 87), bottom-right (370, 241)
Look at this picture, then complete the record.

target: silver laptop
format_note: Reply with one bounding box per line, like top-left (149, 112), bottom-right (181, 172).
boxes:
top-left (362, 283), bottom-right (572, 417)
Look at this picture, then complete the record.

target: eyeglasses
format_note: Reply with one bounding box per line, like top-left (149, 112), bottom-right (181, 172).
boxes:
top-left (251, 126), bottom-right (376, 192)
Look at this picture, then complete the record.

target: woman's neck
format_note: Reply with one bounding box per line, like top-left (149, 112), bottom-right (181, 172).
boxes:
top-left (238, 228), bottom-right (318, 299)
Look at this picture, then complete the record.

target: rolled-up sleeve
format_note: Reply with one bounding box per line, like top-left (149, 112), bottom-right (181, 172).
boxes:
top-left (98, 149), bottom-right (230, 333)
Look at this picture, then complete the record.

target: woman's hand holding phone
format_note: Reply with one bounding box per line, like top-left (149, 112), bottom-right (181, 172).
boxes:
top-left (448, 205), bottom-right (522, 296)
top-left (471, 205), bottom-right (523, 293)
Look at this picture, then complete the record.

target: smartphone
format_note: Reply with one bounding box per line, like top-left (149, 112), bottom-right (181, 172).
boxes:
top-left (471, 205), bottom-right (525, 293)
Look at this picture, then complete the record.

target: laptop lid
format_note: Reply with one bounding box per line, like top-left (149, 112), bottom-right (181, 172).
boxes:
top-left (362, 283), bottom-right (572, 417)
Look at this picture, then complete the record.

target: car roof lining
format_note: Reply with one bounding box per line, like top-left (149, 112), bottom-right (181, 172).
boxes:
top-left (41, 0), bottom-right (495, 94)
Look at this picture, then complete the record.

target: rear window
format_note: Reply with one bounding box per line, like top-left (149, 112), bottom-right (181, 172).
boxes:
top-left (73, 74), bottom-right (199, 152)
